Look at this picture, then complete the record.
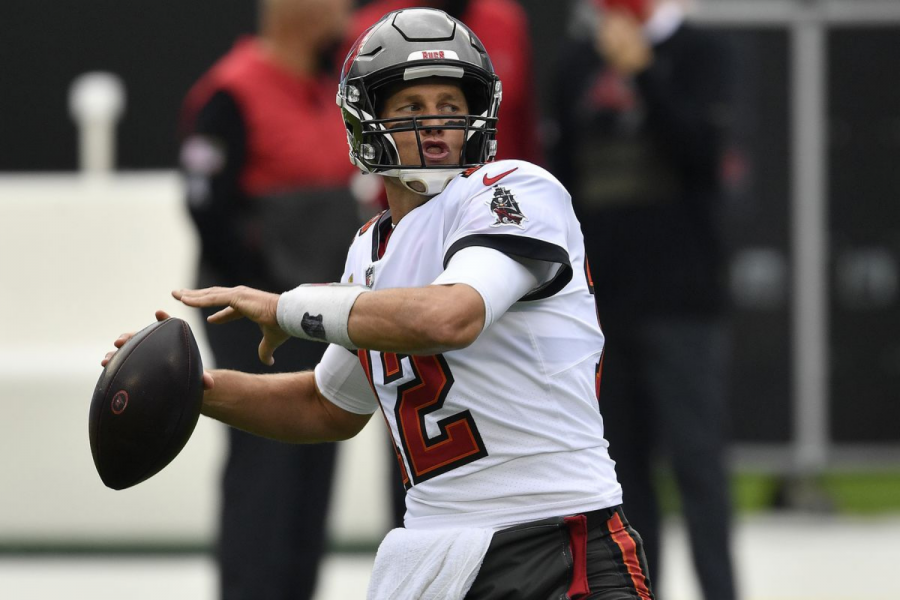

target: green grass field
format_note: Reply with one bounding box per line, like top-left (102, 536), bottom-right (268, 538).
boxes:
top-left (657, 470), bottom-right (900, 515)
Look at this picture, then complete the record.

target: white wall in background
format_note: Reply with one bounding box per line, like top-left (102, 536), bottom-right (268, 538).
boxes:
top-left (0, 172), bottom-right (389, 546)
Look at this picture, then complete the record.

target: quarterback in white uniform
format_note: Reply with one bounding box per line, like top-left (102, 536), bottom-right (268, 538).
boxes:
top-left (318, 159), bottom-right (621, 531)
top-left (106, 7), bottom-right (654, 599)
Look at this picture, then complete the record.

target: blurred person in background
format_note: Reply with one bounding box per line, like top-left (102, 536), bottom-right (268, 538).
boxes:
top-left (348, 0), bottom-right (544, 529)
top-left (549, 0), bottom-right (737, 598)
top-left (177, 0), bottom-right (359, 598)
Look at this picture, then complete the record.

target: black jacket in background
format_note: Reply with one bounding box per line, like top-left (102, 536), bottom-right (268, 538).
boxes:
top-left (550, 23), bottom-right (734, 321)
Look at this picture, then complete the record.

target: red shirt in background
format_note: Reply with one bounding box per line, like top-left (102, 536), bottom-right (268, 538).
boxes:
top-left (181, 37), bottom-right (355, 197)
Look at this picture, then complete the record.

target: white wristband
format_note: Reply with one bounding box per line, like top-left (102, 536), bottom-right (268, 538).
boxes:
top-left (276, 283), bottom-right (369, 349)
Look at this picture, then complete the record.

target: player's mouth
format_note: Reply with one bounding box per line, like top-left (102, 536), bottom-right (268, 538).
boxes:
top-left (422, 140), bottom-right (451, 163)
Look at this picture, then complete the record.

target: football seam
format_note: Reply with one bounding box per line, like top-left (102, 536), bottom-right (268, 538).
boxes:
top-left (164, 321), bottom-right (197, 453)
top-left (99, 321), bottom-right (168, 419)
top-left (97, 320), bottom-right (170, 487)
top-left (182, 320), bottom-right (192, 400)
top-left (138, 320), bottom-right (201, 484)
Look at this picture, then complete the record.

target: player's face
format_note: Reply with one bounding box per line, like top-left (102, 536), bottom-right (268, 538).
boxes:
top-left (379, 80), bottom-right (470, 168)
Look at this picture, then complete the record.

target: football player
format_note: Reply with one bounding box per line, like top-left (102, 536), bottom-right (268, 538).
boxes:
top-left (106, 8), bottom-right (654, 599)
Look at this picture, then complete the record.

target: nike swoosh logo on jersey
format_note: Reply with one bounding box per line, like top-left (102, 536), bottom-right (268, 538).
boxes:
top-left (482, 167), bottom-right (518, 187)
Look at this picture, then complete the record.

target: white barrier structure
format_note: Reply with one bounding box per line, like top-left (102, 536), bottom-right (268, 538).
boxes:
top-left (68, 72), bottom-right (126, 175)
top-left (0, 172), bottom-right (389, 548)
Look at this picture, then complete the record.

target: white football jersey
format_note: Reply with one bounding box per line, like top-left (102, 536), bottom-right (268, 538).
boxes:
top-left (315, 160), bottom-right (622, 530)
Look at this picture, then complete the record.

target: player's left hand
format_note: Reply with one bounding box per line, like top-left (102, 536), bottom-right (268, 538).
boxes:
top-left (596, 9), bottom-right (653, 75)
top-left (173, 286), bottom-right (289, 366)
top-left (101, 309), bottom-right (216, 390)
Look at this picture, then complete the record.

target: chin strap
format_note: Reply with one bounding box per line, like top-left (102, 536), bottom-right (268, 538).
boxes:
top-left (398, 168), bottom-right (463, 196)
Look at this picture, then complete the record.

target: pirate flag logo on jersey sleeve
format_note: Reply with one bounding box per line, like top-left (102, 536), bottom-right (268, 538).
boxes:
top-left (487, 186), bottom-right (527, 229)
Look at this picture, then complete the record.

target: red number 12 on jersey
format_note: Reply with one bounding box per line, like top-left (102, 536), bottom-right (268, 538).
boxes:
top-left (359, 351), bottom-right (488, 487)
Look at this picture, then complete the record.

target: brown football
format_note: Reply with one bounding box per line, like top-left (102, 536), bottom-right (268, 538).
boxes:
top-left (89, 318), bottom-right (204, 490)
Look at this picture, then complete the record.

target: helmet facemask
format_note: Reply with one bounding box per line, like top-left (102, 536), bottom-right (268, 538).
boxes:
top-left (336, 9), bottom-right (502, 196)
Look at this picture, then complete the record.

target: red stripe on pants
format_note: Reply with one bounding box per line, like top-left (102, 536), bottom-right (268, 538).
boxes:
top-left (607, 511), bottom-right (652, 599)
top-left (564, 515), bottom-right (590, 598)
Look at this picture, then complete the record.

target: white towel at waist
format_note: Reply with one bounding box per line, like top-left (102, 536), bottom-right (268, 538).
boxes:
top-left (367, 526), bottom-right (494, 600)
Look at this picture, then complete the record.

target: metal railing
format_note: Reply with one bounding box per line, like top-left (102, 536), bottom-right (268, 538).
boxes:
top-left (694, 0), bottom-right (900, 475)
